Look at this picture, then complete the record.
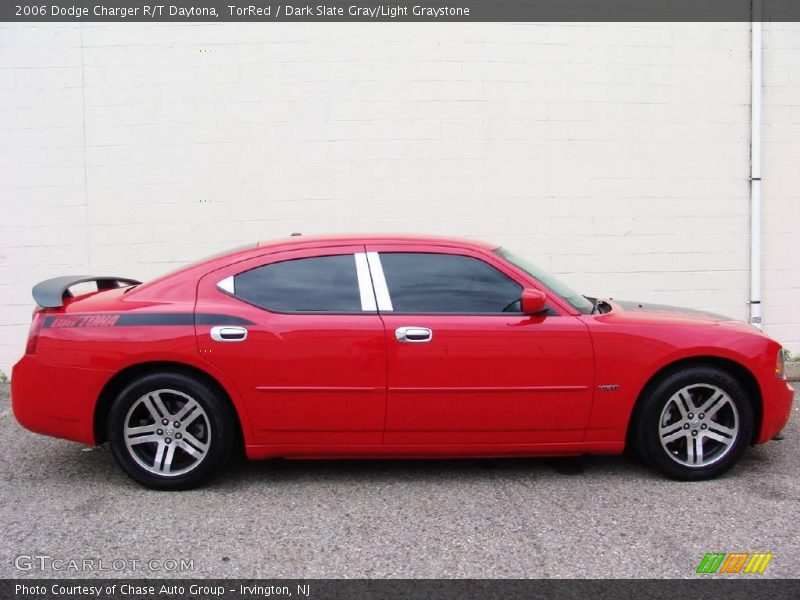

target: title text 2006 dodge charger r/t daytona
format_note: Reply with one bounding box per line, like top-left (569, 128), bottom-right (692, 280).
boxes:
top-left (11, 235), bottom-right (794, 489)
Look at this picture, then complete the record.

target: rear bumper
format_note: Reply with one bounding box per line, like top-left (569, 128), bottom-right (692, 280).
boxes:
top-left (11, 355), bottom-right (110, 446)
top-left (756, 376), bottom-right (795, 444)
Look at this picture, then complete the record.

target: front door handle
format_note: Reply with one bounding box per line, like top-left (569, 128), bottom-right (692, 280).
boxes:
top-left (210, 326), bottom-right (248, 342)
top-left (395, 326), bottom-right (433, 343)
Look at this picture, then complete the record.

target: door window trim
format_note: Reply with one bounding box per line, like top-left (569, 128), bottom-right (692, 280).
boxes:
top-left (365, 252), bottom-right (393, 312)
top-left (354, 252), bottom-right (378, 312)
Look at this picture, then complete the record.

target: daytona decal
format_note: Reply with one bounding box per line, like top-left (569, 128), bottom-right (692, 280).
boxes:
top-left (43, 313), bottom-right (253, 328)
top-left (48, 315), bottom-right (120, 328)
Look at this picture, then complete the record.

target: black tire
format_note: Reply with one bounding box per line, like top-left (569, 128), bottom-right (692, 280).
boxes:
top-left (107, 372), bottom-right (235, 490)
top-left (634, 366), bottom-right (753, 481)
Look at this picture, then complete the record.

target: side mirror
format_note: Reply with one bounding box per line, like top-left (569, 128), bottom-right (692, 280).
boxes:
top-left (521, 288), bottom-right (547, 315)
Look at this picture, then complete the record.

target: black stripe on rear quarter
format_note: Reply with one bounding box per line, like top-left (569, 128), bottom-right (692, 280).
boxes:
top-left (43, 313), bottom-right (254, 328)
top-left (116, 313), bottom-right (194, 326)
top-left (195, 314), bottom-right (254, 326)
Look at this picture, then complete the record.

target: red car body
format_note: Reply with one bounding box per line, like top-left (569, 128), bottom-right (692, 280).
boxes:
top-left (11, 235), bottom-right (794, 468)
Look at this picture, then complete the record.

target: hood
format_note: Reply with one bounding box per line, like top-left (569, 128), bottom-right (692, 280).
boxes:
top-left (600, 299), bottom-right (765, 334)
top-left (598, 298), bottom-right (768, 342)
top-left (610, 299), bottom-right (733, 322)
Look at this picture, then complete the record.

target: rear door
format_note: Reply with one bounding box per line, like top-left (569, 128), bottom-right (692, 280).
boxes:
top-left (365, 244), bottom-right (594, 446)
top-left (195, 245), bottom-right (387, 445)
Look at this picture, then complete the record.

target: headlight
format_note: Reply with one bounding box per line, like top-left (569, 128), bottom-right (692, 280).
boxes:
top-left (776, 348), bottom-right (786, 379)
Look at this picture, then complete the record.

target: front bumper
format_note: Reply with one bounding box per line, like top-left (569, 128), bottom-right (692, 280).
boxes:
top-left (756, 376), bottom-right (795, 444)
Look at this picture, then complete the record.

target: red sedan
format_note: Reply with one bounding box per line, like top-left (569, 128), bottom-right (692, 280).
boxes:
top-left (11, 235), bottom-right (794, 489)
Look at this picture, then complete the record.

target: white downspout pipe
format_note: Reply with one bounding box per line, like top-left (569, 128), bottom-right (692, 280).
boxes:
top-left (750, 0), bottom-right (763, 328)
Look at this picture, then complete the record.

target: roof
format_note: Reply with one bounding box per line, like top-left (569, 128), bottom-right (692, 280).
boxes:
top-left (256, 233), bottom-right (497, 251)
top-left (129, 234), bottom-right (499, 300)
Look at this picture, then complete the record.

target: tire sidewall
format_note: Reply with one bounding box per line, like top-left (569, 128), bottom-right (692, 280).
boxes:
top-left (107, 372), bottom-right (234, 490)
top-left (636, 366), bottom-right (754, 481)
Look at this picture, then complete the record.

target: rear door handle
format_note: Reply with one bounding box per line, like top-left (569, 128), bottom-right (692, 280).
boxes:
top-left (395, 326), bottom-right (433, 343)
top-left (210, 326), bottom-right (248, 342)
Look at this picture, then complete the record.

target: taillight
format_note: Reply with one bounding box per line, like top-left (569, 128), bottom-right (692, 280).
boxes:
top-left (25, 311), bottom-right (45, 355)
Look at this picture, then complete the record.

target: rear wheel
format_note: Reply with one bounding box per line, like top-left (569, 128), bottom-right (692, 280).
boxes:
top-left (634, 366), bottom-right (753, 480)
top-left (107, 372), bottom-right (235, 490)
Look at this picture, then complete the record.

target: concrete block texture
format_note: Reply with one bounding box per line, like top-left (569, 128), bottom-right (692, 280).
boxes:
top-left (0, 21), bottom-right (798, 376)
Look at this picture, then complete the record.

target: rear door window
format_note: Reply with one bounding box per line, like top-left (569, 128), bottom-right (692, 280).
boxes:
top-left (234, 254), bottom-right (362, 313)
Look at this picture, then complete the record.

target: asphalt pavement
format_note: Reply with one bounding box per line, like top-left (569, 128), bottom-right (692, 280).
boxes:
top-left (1, 383), bottom-right (798, 579)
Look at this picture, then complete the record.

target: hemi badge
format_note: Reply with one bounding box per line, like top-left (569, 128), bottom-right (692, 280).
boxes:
top-left (597, 384), bottom-right (620, 391)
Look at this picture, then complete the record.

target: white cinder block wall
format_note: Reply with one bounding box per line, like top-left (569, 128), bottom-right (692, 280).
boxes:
top-left (1, 22), bottom-right (798, 376)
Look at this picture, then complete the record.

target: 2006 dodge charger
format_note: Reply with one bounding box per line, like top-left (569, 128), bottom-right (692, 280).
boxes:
top-left (11, 235), bottom-right (794, 489)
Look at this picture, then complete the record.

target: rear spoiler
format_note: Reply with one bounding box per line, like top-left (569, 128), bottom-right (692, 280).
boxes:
top-left (32, 275), bottom-right (142, 308)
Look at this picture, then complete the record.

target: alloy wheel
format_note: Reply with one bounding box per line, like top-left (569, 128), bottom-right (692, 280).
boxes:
top-left (123, 388), bottom-right (211, 477)
top-left (658, 384), bottom-right (740, 468)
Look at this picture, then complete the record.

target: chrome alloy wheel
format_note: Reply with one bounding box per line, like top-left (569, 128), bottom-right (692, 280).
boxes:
top-left (123, 389), bottom-right (211, 477)
top-left (658, 384), bottom-right (739, 468)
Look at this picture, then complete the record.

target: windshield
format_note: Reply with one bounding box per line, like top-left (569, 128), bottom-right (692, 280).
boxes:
top-left (494, 247), bottom-right (594, 315)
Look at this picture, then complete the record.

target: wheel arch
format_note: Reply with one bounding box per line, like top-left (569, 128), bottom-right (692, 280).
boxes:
top-left (625, 355), bottom-right (763, 450)
top-left (94, 361), bottom-right (246, 448)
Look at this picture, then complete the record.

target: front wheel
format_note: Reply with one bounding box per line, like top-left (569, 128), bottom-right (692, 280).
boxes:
top-left (634, 366), bottom-right (754, 480)
top-left (107, 372), bottom-right (235, 490)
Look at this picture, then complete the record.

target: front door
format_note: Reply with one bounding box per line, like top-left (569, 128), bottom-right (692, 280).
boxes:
top-left (195, 246), bottom-right (387, 446)
top-left (365, 245), bottom-right (594, 446)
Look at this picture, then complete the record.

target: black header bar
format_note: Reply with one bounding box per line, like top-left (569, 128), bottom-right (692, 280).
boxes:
top-left (4, 579), bottom-right (800, 600)
top-left (3, 1), bottom-right (800, 23)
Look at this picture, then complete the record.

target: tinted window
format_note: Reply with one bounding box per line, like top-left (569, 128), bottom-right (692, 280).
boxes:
top-left (234, 255), bottom-right (361, 312)
top-left (380, 253), bottom-right (522, 313)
